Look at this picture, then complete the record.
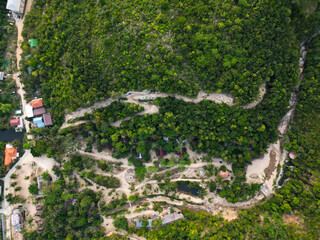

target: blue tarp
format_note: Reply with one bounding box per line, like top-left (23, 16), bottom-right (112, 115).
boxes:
top-left (37, 123), bottom-right (45, 128)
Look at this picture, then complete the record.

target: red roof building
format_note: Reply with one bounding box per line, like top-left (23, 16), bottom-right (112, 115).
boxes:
top-left (10, 119), bottom-right (20, 127)
top-left (29, 99), bottom-right (43, 109)
top-left (5, 146), bottom-right (17, 166)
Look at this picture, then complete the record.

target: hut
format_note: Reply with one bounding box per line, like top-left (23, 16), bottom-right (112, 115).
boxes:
top-left (219, 170), bottom-right (230, 179)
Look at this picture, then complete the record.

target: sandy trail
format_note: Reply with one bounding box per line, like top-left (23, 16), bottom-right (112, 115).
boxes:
top-left (242, 83), bottom-right (266, 109)
top-left (63, 82), bottom-right (267, 127)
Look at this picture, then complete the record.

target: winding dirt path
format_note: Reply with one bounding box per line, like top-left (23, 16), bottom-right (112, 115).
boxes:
top-left (62, 82), bottom-right (267, 129)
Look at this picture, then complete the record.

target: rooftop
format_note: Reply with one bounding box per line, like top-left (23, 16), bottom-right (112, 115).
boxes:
top-left (6, 0), bottom-right (24, 13)
top-left (43, 113), bottom-right (53, 126)
top-left (33, 107), bottom-right (46, 116)
top-left (5, 145), bottom-right (17, 166)
top-left (219, 170), bottom-right (230, 179)
top-left (29, 98), bottom-right (43, 109)
top-left (10, 119), bottom-right (20, 127)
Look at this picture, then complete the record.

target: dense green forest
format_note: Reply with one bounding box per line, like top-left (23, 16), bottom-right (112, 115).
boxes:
top-left (133, 33), bottom-right (320, 240)
top-left (21, 0), bottom-right (306, 117)
top-left (18, 0), bottom-right (320, 238)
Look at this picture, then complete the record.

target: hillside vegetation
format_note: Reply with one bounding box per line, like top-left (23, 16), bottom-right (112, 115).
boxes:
top-left (21, 0), bottom-right (301, 115)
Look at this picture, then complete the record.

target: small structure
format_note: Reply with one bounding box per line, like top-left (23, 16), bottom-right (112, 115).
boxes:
top-left (28, 39), bottom-right (38, 48)
top-left (15, 109), bottom-right (22, 115)
top-left (219, 170), bottom-right (229, 179)
top-left (0, 72), bottom-right (4, 80)
top-left (29, 98), bottom-right (43, 108)
top-left (37, 176), bottom-right (44, 195)
top-left (10, 118), bottom-right (20, 127)
top-left (289, 152), bottom-right (297, 160)
top-left (135, 219), bottom-right (152, 228)
top-left (4, 144), bottom-right (18, 166)
top-left (12, 209), bottom-right (23, 232)
top-left (26, 98), bottom-right (44, 118)
top-left (43, 113), bottom-right (53, 126)
top-left (33, 107), bottom-right (46, 116)
top-left (162, 213), bottom-right (184, 226)
top-left (33, 117), bottom-right (45, 128)
top-left (6, 0), bottom-right (25, 19)
top-left (136, 153), bottom-right (143, 159)
top-left (25, 104), bottom-right (34, 118)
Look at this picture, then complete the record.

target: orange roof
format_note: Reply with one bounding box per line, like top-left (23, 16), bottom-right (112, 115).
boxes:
top-left (10, 119), bottom-right (20, 126)
top-left (219, 170), bottom-right (229, 179)
top-left (29, 99), bottom-right (43, 109)
top-left (5, 147), bottom-right (17, 166)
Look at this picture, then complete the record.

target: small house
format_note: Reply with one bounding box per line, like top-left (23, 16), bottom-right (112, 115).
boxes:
top-left (136, 153), bottom-right (143, 159)
top-left (0, 72), bottom-right (4, 80)
top-left (4, 144), bottom-right (18, 166)
top-left (12, 209), bottom-right (23, 232)
top-left (26, 98), bottom-right (44, 118)
top-left (162, 213), bottom-right (184, 226)
top-left (219, 170), bottom-right (229, 179)
top-left (43, 113), bottom-right (53, 126)
top-left (33, 107), bottom-right (46, 116)
top-left (33, 117), bottom-right (45, 128)
top-left (29, 98), bottom-right (43, 108)
top-left (10, 118), bottom-right (20, 127)
top-left (6, 0), bottom-right (25, 18)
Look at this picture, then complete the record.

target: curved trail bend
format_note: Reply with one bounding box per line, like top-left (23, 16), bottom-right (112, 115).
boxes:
top-left (61, 83), bottom-right (267, 130)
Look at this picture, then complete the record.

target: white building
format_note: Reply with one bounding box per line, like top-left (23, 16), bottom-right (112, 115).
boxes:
top-left (25, 104), bottom-right (33, 118)
top-left (6, 0), bottom-right (25, 18)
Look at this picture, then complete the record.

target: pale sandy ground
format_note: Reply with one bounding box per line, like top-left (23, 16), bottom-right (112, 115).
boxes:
top-left (246, 140), bottom-right (284, 193)
top-left (62, 82), bottom-right (267, 129)
top-left (242, 83), bottom-right (266, 109)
